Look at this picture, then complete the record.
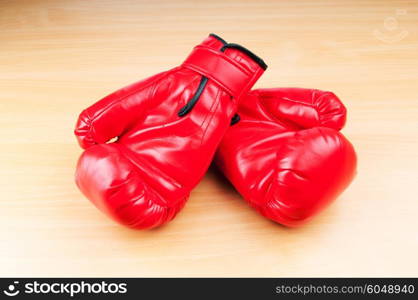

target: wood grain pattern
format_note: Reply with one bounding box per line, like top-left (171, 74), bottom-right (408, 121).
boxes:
top-left (1, 0), bottom-right (417, 277)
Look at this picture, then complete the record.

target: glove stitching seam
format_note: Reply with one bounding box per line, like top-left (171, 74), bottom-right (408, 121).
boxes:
top-left (200, 86), bottom-right (221, 146)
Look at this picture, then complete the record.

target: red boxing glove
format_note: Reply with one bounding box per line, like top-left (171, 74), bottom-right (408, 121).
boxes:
top-left (215, 88), bottom-right (357, 227)
top-left (74, 34), bottom-right (266, 229)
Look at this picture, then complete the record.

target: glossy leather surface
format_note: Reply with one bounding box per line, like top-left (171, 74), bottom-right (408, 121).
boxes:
top-left (74, 34), bottom-right (265, 229)
top-left (215, 88), bottom-right (357, 227)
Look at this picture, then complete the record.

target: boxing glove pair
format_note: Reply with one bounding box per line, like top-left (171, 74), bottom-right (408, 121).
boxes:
top-left (74, 34), bottom-right (356, 229)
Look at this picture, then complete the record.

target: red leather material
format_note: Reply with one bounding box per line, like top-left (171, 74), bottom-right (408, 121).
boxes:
top-left (74, 34), bottom-right (266, 229)
top-left (215, 88), bottom-right (357, 227)
top-left (183, 46), bottom-right (264, 99)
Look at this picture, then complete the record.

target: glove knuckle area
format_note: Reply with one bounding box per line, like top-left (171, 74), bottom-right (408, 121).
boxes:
top-left (315, 91), bottom-right (347, 130)
top-left (74, 110), bottom-right (95, 149)
top-left (259, 127), bottom-right (356, 226)
top-left (75, 144), bottom-right (186, 229)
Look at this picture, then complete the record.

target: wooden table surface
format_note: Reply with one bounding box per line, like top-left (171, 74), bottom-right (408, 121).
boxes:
top-left (1, 0), bottom-right (417, 277)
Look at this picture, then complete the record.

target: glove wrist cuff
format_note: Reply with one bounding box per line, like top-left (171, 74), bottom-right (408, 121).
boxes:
top-left (182, 34), bottom-right (267, 100)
